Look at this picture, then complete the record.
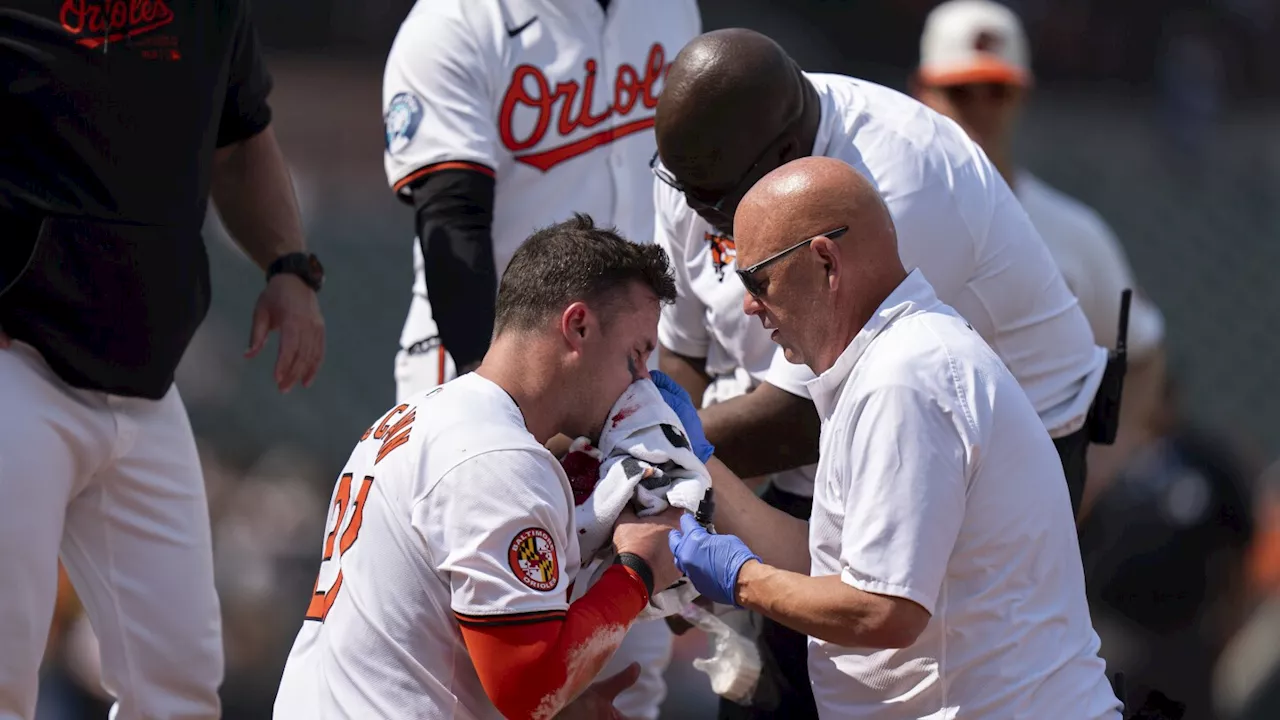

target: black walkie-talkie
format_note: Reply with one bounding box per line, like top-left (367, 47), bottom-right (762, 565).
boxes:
top-left (1088, 289), bottom-right (1131, 445)
top-left (664, 488), bottom-right (718, 637)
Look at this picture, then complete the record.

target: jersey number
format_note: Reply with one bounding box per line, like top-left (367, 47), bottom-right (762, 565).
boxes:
top-left (305, 473), bottom-right (374, 622)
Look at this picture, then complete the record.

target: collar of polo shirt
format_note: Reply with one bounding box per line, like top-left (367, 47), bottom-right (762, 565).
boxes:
top-left (803, 269), bottom-right (930, 419)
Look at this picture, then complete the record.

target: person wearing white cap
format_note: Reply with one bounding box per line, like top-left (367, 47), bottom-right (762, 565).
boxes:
top-left (913, 0), bottom-right (1169, 516)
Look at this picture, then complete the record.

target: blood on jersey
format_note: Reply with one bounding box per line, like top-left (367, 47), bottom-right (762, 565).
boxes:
top-left (500, 43), bottom-right (670, 172)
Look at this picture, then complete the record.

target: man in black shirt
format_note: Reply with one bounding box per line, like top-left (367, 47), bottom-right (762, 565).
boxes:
top-left (0, 3), bottom-right (325, 718)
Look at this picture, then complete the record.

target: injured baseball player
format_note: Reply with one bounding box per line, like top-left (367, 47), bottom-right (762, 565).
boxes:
top-left (666, 157), bottom-right (1123, 718)
top-left (273, 214), bottom-right (699, 720)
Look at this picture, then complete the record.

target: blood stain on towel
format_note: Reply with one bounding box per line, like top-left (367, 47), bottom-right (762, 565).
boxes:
top-left (610, 405), bottom-right (639, 428)
top-left (562, 447), bottom-right (602, 506)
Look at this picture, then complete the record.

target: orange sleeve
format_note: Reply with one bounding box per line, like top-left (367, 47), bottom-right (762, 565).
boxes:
top-left (457, 564), bottom-right (648, 720)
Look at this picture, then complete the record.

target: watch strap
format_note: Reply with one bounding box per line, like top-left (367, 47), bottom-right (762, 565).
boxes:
top-left (267, 252), bottom-right (322, 292)
top-left (614, 552), bottom-right (655, 600)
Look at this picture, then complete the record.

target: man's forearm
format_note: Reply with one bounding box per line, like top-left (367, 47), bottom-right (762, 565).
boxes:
top-left (211, 124), bottom-right (306, 270)
top-left (412, 169), bottom-right (498, 371)
top-left (735, 562), bottom-right (923, 649)
top-left (706, 457), bottom-right (809, 573)
top-left (701, 383), bottom-right (821, 477)
top-left (659, 345), bottom-right (710, 408)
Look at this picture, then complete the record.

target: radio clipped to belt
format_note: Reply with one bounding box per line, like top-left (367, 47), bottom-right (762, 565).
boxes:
top-left (1087, 289), bottom-right (1132, 445)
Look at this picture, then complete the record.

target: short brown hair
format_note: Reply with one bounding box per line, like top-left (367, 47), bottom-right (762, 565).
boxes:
top-left (494, 213), bottom-right (677, 334)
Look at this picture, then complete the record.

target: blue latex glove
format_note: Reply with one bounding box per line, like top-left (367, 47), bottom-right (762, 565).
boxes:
top-left (649, 370), bottom-right (715, 463)
top-left (668, 513), bottom-right (760, 607)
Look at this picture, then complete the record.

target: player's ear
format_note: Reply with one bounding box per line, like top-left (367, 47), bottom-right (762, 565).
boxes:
top-left (812, 237), bottom-right (841, 289)
top-left (560, 301), bottom-right (591, 351)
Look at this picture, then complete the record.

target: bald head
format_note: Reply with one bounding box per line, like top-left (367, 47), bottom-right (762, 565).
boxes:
top-left (654, 29), bottom-right (818, 234)
top-left (737, 157), bottom-right (898, 263)
top-left (658, 29), bottom-right (798, 149)
top-left (734, 157), bottom-right (906, 374)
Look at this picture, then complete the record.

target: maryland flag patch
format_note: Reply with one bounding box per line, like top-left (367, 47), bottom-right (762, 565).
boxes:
top-left (508, 527), bottom-right (559, 592)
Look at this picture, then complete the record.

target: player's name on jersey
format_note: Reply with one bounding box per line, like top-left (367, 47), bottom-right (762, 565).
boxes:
top-left (360, 402), bottom-right (419, 465)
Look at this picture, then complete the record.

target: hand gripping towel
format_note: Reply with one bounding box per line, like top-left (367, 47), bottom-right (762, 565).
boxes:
top-left (562, 378), bottom-right (710, 619)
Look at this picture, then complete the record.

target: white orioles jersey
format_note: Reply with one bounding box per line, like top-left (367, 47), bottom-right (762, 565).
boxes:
top-left (273, 374), bottom-right (582, 720)
top-left (383, 0), bottom-right (701, 396)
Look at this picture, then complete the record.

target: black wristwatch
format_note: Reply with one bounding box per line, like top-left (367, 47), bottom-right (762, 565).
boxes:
top-left (267, 252), bottom-right (325, 292)
top-left (614, 552), bottom-right (656, 600)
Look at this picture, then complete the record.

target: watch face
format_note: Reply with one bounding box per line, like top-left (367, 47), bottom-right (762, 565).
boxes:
top-left (307, 254), bottom-right (325, 288)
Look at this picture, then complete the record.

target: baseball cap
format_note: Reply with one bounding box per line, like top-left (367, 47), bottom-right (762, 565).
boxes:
top-left (919, 0), bottom-right (1032, 87)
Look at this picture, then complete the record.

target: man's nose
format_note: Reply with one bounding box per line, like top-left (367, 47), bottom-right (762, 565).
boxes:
top-left (742, 291), bottom-right (764, 317)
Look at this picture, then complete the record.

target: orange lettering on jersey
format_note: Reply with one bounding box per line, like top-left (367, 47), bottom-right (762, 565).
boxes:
top-left (321, 473), bottom-right (353, 561)
top-left (338, 475), bottom-right (374, 555)
top-left (372, 404), bottom-right (410, 440)
top-left (499, 43), bottom-right (670, 172)
top-left (375, 409), bottom-right (416, 465)
top-left (306, 475), bottom-right (375, 622)
top-left (361, 403), bottom-right (406, 441)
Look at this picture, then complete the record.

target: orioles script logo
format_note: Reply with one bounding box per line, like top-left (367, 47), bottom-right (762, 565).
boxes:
top-left (60, 0), bottom-right (175, 50)
top-left (500, 43), bottom-right (669, 172)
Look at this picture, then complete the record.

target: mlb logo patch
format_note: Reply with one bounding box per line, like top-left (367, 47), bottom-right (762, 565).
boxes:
top-left (384, 92), bottom-right (425, 154)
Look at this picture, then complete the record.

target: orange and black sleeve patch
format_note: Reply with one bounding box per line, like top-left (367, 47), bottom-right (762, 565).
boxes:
top-left (454, 608), bottom-right (567, 628)
top-left (394, 161), bottom-right (496, 194)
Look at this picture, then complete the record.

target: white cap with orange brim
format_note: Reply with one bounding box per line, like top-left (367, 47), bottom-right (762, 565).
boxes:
top-left (919, 0), bottom-right (1032, 87)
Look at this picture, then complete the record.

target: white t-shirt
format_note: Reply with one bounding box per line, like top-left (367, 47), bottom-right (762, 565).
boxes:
top-left (803, 270), bottom-right (1121, 720)
top-left (1016, 171), bottom-right (1165, 357)
top-left (656, 73), bottom-right (1107, 444)
top-left (273, 374), bottom-right (582, 720)
top-left (384, 0), bottom-right (700, 351)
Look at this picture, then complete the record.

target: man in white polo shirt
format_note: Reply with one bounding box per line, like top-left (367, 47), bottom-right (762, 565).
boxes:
top-left (911, 0), bottom-right (1168, 512)
top-left (666, 156), bottom-right (1121, 718)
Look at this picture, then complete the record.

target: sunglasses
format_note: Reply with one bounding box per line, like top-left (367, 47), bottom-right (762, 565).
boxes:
top-left (736, 226), bottom-right (849, 298)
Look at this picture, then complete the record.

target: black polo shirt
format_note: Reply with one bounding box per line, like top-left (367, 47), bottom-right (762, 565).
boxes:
top-left (0, 1), bottom-right (273, 399)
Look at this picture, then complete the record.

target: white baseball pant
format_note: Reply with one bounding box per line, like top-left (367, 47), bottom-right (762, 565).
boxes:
top-left (0, 342), bottom-right (222, 720)
top-left (396, 298), bottom-right (674, 719)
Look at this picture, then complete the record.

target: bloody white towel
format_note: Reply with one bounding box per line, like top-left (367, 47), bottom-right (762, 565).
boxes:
top-left (563, 378), bottom-right (710, 619)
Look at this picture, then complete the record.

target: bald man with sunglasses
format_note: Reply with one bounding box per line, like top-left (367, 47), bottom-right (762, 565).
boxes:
top-left (666, 155), bottom-right (1122, 720)
top-left (650, 28), bottom-right (1107, 717)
